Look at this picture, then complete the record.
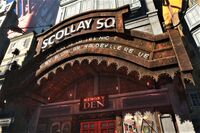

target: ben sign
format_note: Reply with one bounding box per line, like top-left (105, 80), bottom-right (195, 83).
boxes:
top-left (80, 95), bottom-right (108, 111)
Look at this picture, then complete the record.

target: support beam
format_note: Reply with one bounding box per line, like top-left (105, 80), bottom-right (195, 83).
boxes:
top-left (25, 92), bottom-right (48, 104)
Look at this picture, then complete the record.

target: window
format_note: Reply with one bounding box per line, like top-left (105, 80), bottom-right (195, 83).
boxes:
top-left (97, 0), bottom-right (116, 9)
top-left (185, 4), bottom-right (200, 30)
top-left (56, 0), bottom-right (141, 23)
top-left (189, 0), bottom-right (197, 6)
top-left (23, 38), bottom-right (31, 48)
top-left (118, 0), bottom-right (132, 7)
top-left (7, 42), bottom-right (16, 54)
top-left (50, 122), bottom-right (60, 133)
top-left (0, 19), bottom-right (2, 27)
top-left (0, 16), bottom-right (6, 26)
top-left (189, 92), bottom-right (200, 106)
top-left (0, 84), bottom-right (2, 91)
top-left (60, 0), bottom-right (76, 6)
top-left (61, 122), bottom-right (71, 133)
top-left (81, 0), bottom-right (94, 12)
top-left (192, 28), bottom-right (200, 47)
top-left (160, 114), bottom-right (176, 133)
top-left (117, 0), bottom-right (141, 9)
top-left (58, 7), bottom-right (66, 23)
top-left (64, 1), bottom-right (81, 19)
top-left (80, 120), bottom-right (115, 133)
top-left (187, 10), bottom-right (200, 25)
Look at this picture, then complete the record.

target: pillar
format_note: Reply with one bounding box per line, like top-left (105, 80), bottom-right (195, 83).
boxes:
top-left (145, 0), bottom-right (163, 34)
top-left (175, 115), bottom-right (195, 133)
top-left (21, 0), bottom-right (25, 16)
top-left (15, 0), bottom-right (19, 16)
top-left (27, 0), bottom-right (30, 13)
top-left (116, 116), bottom-right (122, 133)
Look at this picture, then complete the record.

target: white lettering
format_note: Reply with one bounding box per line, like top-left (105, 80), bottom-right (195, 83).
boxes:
top-left (117, 45), bottom-right (122, 50)
top-left (143, 53), bottom-right (150, 59)
top-left (138, 52), bottom-right (150, 59)
top-left (76, 21), bottom-right (86, 31)
top-left (48, 35), bottom-right (55, 45)
top-left (85, 19), bottom-right (93, 29)
top-left (96, 18), bottom-right (104, 29)
top-left (65, 27), bottom-right (70, 36)
top-left (42, 39), bottom-right (48, 49)
top-left (99, 36), bottom-right (109, 40)
top-left (42, 18), bottom-right (117, 50)
top-left (55, 30), bottom-right (64, 40)
top-left (105, 17), bottom-right (115, 28)
top-left (70, 24), bottom-right (76, 33)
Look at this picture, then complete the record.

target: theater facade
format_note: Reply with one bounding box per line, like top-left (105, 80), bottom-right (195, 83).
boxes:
top-left (1, 6), bottom-right (196, 133)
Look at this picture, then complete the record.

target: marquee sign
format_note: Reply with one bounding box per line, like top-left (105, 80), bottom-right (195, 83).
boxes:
top-left (80, 95), bottom-right (108, 111)
top-left (36, 6), bottom-right (129, 52)
top-left (35, 6), bottom-right (188, 70)
top-left (41, 17), bottom-right (116, 50)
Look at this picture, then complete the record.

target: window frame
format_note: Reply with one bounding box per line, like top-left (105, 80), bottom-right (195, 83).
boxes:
top-left (57, 0), bottom-right (142, 22)
top-left (63, 1), bottom-right (81, 19)
top-left (189, 91), bottom-right (200, 107)
top-left (185, 4), bottom-right (200, 30)
top-left (192, 27), bottom-right (200, 48)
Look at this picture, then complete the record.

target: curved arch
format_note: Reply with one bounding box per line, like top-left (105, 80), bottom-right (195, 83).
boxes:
top-left (37, 55), bottom-right (180, 87)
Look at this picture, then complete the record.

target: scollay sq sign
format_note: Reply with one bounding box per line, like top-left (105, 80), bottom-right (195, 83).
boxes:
top-left (42, 17), bottom-right (116, 50)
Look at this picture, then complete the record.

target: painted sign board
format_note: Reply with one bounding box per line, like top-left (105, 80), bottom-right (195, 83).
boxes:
top-left (36, 6), bottom-right (129, 53)
top-left (80, 95), bottom-right (108, 111)
top-left (41, 17), bottom-right (116, 50)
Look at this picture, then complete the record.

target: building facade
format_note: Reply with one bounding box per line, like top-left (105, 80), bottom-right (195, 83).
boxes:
top-left (0, 32), bottom-right (36, 132)
top-left (0, 1), bottom-right (19, 63)
top-left (0, 0), bottom-right (198, 133)
top-left (7, 0), bottom-right (59, 38)
top-left (55, 0), bottom-right (163, 35)
top-left (182, 0), bottom-right (200, 131)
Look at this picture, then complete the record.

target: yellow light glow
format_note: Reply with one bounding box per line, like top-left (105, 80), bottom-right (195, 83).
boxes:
top-left (162, 0), bottom-right (182, 26)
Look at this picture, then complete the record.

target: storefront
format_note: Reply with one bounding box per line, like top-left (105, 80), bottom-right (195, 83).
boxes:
top-left (2, 6), bottom-right (194, 133)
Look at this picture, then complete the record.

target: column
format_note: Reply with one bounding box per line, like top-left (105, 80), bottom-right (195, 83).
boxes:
top-left (145, 0), bottom-right (163, 34)
top-left (176, 115), bottom-right (195, 133)
top-left (15, 0), bottom-right (19, 16)
top-left (21, 0), bottom-right (25, 16)
top-left (116, 116), bottom-right (122, 133)
top-left (166, 76), bottom-right (196, 133)
top-left (27, 0), bottom-right (30, 13)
